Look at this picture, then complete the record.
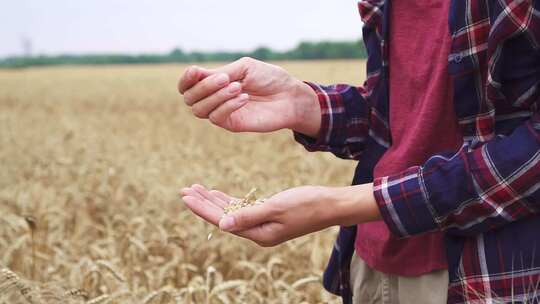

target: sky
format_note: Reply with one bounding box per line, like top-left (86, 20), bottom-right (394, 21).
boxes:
top-left (1, 0), bottom-right (363, 58)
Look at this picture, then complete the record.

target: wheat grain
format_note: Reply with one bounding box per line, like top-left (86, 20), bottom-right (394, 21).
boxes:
top-left (223, 188), bottom-right (267, 214)
top-left (0, 268), bottom-right (20, 295)
top-left (0, 268), bottom-right (18, 281)
top-left (0, 268), bottom-right (36, 304)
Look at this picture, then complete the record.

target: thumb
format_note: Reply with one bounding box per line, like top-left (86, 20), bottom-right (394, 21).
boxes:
top-left (212, 57), bottom-right (252, 83)
top-left (219, 203), bottom-right (274, 232)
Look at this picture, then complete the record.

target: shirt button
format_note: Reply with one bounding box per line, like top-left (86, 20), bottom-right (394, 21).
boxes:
top-left (454, 54), bottom-right (463, 63)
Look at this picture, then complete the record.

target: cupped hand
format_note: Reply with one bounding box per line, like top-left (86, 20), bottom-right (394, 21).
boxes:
top-left (180, 184), bottom-right (336, 247)
top-left (177, 57), bottom-right (321, 136)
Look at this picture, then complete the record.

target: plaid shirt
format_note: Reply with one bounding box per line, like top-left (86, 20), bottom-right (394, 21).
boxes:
top-left (294, 0), bottom-right (540, 303)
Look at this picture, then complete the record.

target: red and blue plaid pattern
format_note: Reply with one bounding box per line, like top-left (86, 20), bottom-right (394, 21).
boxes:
top-left (294, 0), bottom-right (540, 303)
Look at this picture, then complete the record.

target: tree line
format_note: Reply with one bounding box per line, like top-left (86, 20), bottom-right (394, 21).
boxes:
top-left (0, 40), bottom-right (367, 68)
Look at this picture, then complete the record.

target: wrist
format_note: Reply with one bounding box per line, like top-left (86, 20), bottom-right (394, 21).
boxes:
top-left (322, 184), bottom-right (381, 227)
top-left (290, 80), bottom-right (321, 137)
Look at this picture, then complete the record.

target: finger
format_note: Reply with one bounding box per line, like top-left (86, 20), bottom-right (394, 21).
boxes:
top-left (209, 190), bottom-right (234, 203)
top-left (219, 203), bottom-right (277, 232)
top-left (180, 57), bottom-right (254, 96)
top-left (191, 82), bottom-right (243, 119)
top-left (181, 187), bottom-right (205, 200)
top-left (191, 184), bottom-right (228, 208)
top-left (178, 66), bottom-right (213, 94)
top-left (183, 73), bottom-right (230, 106)
top-left (183, 186), bottom-right (225, 210)
top-left (182, 195), bottom-right (223, 226)
top-left (181, 57), bottom-right (255, 104)
top-left (208, 93), bottom-right (249, 128)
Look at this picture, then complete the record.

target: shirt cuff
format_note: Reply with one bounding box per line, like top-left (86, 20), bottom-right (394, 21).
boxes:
top-left (373, 166), bottom-right (440, 238)
top-left (292, 82), bottom-right (334, 150)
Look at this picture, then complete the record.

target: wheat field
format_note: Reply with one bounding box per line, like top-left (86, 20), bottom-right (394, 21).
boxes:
top-left (0, 60), bottom-right (366, 303)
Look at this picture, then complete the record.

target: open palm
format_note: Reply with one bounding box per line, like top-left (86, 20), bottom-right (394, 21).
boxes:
top-left (180, 184), bottom-right (278, 246)
top-left (180, 184), bottom-right (335, 247)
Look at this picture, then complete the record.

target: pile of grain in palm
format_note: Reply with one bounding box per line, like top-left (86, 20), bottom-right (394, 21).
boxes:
top-left (223, 188), bottom-right (266, 214)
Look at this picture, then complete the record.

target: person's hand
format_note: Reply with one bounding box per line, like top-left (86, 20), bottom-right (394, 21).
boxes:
top-left (177, 57), bottom-right (321, 137)
top-left (180, 183), bottom-right (380, 247)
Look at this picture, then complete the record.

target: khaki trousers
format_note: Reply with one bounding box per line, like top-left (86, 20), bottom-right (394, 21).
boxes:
top-left (350, 253), bottom-right (449, 304)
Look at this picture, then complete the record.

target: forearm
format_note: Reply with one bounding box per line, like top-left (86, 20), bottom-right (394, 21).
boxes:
top-left (319, 183), bottom-right (382, 227)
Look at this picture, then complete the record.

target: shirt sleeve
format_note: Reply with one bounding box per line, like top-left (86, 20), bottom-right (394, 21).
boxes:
top-left (374, 113), bottom-right (540, 237)
top-left (293, 82), bottom-right (371, 160)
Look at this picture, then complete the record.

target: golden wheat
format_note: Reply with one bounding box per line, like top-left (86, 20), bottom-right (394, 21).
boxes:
top-left (0, 60), bottom-right (364, 303)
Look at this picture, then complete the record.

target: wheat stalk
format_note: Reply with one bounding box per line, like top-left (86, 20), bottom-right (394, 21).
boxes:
top-left (95, 260), bottom-right (126, 283)
top-left (24, 216), bottom-right (37, 281)
top-left (86, 294), bottom-right (110, 304)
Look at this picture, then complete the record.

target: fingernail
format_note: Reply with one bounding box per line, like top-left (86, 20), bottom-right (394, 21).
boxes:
top-left (219, 216), bottom-right (236, 231)
top-left (238, 93), bottom-right (249, 102)
top-left (215, 74), bottom-right (228, 86)
top-left (228, 82), bottom-right (241, 94)
top-left (188, 66), bottom-right (198, 79)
